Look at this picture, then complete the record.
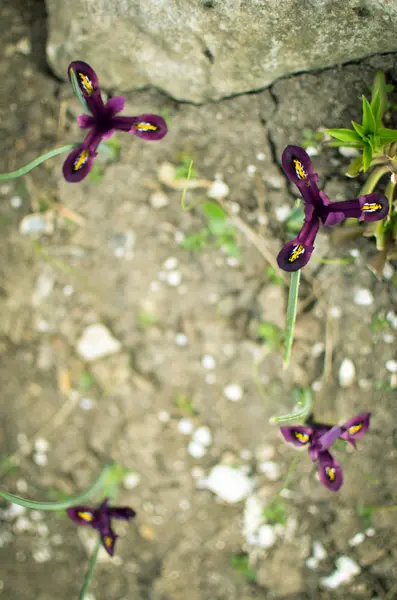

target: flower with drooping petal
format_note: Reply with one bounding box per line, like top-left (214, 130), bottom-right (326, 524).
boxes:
top-left (67, 497), bottom-right (136, 556)
top-left (277, 145), bottom-right (388, 271)
top-left (280, 412), bottom-right (370, 491)
top-left (63, 61), bottom-right (167, 182)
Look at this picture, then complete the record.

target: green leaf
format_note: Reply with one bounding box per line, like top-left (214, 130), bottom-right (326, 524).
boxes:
top-left (371, 70), bottom-right (388, 125)
top-left (351, 120), bottom-right (366, 139)
top-left (345, 155), bottom-right (363, 178)
top-left (362, 144), bottom-right (373, 172)
top-left (0, 144), bottom-right (78, 181)
top-left (361, 96), bottom-right (377, 135)
top-left (180, 230), bottom-right (209, 251)
top-left (283, 270), bottom-right (301, 368)
top-left (202, 201), bottom-right (227, 235)
top-left (325, 128), bottom-right (362, 143)
top-left (377, 127), bottom-right (397, 142)
top-left (327, 140), bottom-right (363, 148)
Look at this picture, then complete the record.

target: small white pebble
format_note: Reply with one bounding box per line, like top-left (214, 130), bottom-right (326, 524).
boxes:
top-left (354, 288), bottom-right (374, 306)
top-left (191, 466), bottom-right (204, 478)
top-left (257, 524), bottom-right (277, 548)
top-left (339, 147), bottom-right (360, 158)
top-left (63, 285), bottom-right (74, 296)
top-left (386, 360), bottom-right (397, 373)
top-left (200, 465), bottom-right (253, 503)
top-left (247, 164), bottom-right (257, 176)
top-left (207, 180), bottom-right (230, 200)
top-left (329, 306), bottom-right (342, 319)
top-left (123, 472), bottom-right (141, 490)
top-left (349, 532), bottom-right (365, 547)
top-left (312, 380), bottom-right (322, 392)
top-left (226, 257), bottom-right (239, 267)
top-left (275, 205), bottom-right (290, 222)
top-left (386, 311), bottom-right (397, 329)
top-left (223, 383), bottom-right (243, 402)
top-left (33, 453), bottom-right (48, 466)
top-left (149, 191), bottom-right (169, 209)
top-left (16, 479), bottom-right (28, 493)
top-left (256, 152), bottom-right (265, 160)
top-left (320, 556), bottom-right (360, 589)
top-left (306, 557), bottom-right (319, 569)
top-left (167, 271), bottom-right (181, 287)
top-left (37, 523), bottom-right (49, 537)
top-left (228, 201), bottom-right (240, 214)
top-left (15, 37), bottom-right (31, 55)
top-left (313, 541), bottom-right (327, 560)
top-left (348, 248), bottom-right (360, 258)
top-left (178, 418), bottom-right (194, 435)
top-left (306, 146), bottom-right (319, 157)
top-left (365, 528), bottom-right (375, 537)
top-left (201, 355), bottom-right (216, 370)
top-left (34, 438), bottom-right (49, 453)
top-left (158, 410), bottom-right (170, 422)
top-left (164, 257), bottom-right (178, 270)
top-left (10, 196), bottom-right (22, 208)
top-left (30, 511), bottom-right (43, 522)
top-left (383, 332), bottom-right (395, 343)
top-left (258, 461), bottom-right (281, 481)
top-left (312, 342), bottom-right (325, 357)
top-left (187, 440), bottom-right (206, 458)
top-left (192, 426), bottom-right (212, 447)
top-left (175, 333), bottom-right (188, 346)
top-left (79, 397), bottom-right (95, 411)
top-left (383, 262), bottom-right (394, 280)
top-left (14, 517), bottom-right (31, 533)
top-left (338, 359), bottom-right (356, 388)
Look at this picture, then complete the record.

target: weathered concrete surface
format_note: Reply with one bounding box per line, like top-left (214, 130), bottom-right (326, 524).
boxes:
top-left (45, 0), bottom-right (397, 102)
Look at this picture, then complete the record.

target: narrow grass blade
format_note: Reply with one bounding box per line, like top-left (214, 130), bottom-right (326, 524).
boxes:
top-left (180, 160), bottom-right (197, 210)
top-left (264, 455), bottom-right (300, 509)
top-left (79, 537), bottom-right (101, 600)
top-left (283, 270), bottom-right (301, 368)
top-left (0, 463), bottom-right (112, 510)
top-left (269, 387), bottom-right (312, 424)
top-left (70, 68), bottom-right (91, 114)
top-left (0, 144), bottom-right (78, 181)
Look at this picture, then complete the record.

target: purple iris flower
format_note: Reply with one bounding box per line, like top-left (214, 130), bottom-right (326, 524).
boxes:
top-left (280, 412), bottom-right (371, 492)
top-left (277, 146), bottom-right (388, 271)
top-left (63, 61), bottom-right (167, 182)
top-left (67, 497), bottom-right (136, 556)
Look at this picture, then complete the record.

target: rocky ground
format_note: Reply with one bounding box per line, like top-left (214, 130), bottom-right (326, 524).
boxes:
top-left (1, 1), bottom-right (397, 599)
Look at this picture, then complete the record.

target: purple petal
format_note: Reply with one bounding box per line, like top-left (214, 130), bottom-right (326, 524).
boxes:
top-left (277, 216), bottom-right (320, 272)
top-left (77, 114), bottom-right (95, 129)
top-left (129, 114), bottom-right (168, 140)
top-left (100, 530), bottom-right (119, 557)
top-left (358, 194), bottom-right (388, 222)
top-left (316, 425), bottom-right (343, 452)
top-left (107, 506), bottom-right (136, 521)
top-left (317, 452), bottom-right (343, 492)
top-left (105, 96), bottom-right (126, 117)
top-left (62, 144), bottom-right (94, 183)
top-left (282, 146), bottom-right (314, 183)
top-left (66, 505), bottom-right (98, 527)
top-left (280, 426), bottom-right (313, 447)
top-left (68, 60), bottom-right (105, 118)
top-left (340, 412), bottom-right (371, 446)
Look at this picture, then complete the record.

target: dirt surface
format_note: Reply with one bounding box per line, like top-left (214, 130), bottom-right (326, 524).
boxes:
top-left (1, 1), bottom-right (397, 599)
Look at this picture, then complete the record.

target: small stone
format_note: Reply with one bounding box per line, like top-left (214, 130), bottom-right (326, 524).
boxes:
top-left (312, 342), bottom-right (325, 357)
top-left (192, 426), bottom-right (212, 447)
top-left (16, 479), bottom-right (28, 494)
top-left (79, 397), bottom-right (95, 410)
top-left (306, 146), bottom-right (319, 157)
top-left (354, 289), bottom-right (374, 306)
top-left (223, 383), bottom-right (243, 402)
top-left (163, 257), bottom-right (178, 270)
top-left (383, 333), bottom-right (394, 344)
top-left (19, 213), bottom-right (54, 236)
top-left (199, 465), bottom-right (253, 503)
top-left (329, 306), bottom-right (342, 319)
top-left (349, 248), bottom-right (360, 258)
top-left (201, 355), bottom-right (216, 370)
top-left (256, 152), bottom-right (266, 161)
top-left (257, 524), bottom-right (276, 548)
top-left (258, 461), bottom-right (281, 481)
top-left (166, 271), bottom-right (181, 287)
top-left (207, 180), bottom-right (229, 200)
top-left (383, 262), bottom-right (394, 280)
top-left (175, 333), bottom-right (188, 346)
top-left (348, 532), bottom-right (365, 547)
top-left (312, 541), bottom-right (327, 560)
top-left (32, 547), bottom-right (52, 563)
top-left (149, 191), bottom-right (169, 209)
top-left (14, 517), bottom-right (31, 533)
top-left (33, 453), bottom-right (48, 466)
top-left (338, 359), bottom-right (356, 388)
top-left (275, 205), bottom-right (290, 222)
top-left (158, 410), bottom-right (170, 422)
top-left (178, 418), bottom-right (194, 435)
top-left (187, 440), bottom-right (206, 458)
top-left (10, 196), bottom-right (22, 208)
top-left (76, 324), bottom-right (121, 361)
top-left (123, 472), bottom-right (141, 490)
top-left (365, 528), bottom-right (375, 537)
top-left (386, 360), bottom-right (397, 373)
top-left (320, 556), bottom-right (360, 589)
top-left (247, 165), bottom-right (257, 176)
top-left (34, 438), bottom-right (49, 453)
top-left (338, 147), bottom-right (360, 158)
top-left (63, 285), bottom-right (74, 296)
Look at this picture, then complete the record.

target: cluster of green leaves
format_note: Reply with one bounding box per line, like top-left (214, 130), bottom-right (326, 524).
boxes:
top-left (326, 71), bottom-right (395, 173)
top-left (263, 500), bottom-right (287, 526)
top-left (175, 392), bottom-right (199, 416)
top-left (257, 322), bottom-right (284, 351)
top-left (181, 201), bottom-right (239, 257)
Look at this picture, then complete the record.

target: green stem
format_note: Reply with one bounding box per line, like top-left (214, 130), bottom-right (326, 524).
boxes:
top-left (0, 463), bottom-right (112, 510)
top-left (0, 144), bottom-right (78, 180)
top-left (283, 270), bottom-right (301, 368)
top-left (269, 387), bottom-right (312, 424)
top-left (359, 165), bottom-right (389, 195)
top-left (265, 455), bottom-right (300, 509)
top-left (79, 537), bottom-right (101, 600)
top-left (180, 160), bottom-right (199, 210)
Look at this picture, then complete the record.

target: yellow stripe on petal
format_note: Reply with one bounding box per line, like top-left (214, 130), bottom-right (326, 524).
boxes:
top-left (73, 149), bottom-right (89, 172)
top-left (362, 202), bottom-right (382, 213)
top-left (79, 73), bottom-right (94, 96)
top-left (77, 511), bottom-right (94, 522)
top-left (348, 423), bottom-right (362, 435)
top-left (293, 159), bottom-right (307, 180)
top-left (136, 122), bottom-right (158, 132)
top-left (104, 535), bottom-right (112, 548)
top-left (288, 244), bottom-right (305, 263)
